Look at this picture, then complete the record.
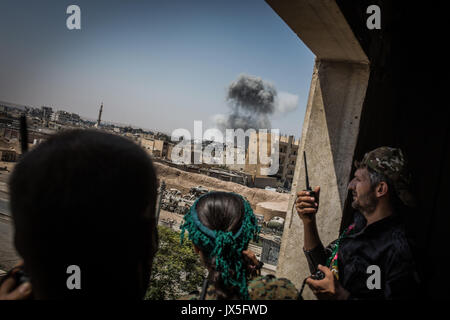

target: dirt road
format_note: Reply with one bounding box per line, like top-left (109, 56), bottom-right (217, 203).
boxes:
top-left (154, 162), bottom-right (289, 208)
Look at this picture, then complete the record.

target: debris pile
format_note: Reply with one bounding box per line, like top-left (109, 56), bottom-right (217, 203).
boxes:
top-left (160, 186), bottom-right (210, 215)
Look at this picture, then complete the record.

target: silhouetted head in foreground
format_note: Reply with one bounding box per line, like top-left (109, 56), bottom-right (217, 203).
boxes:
top-left (9, 129), bottom-right (158, 299)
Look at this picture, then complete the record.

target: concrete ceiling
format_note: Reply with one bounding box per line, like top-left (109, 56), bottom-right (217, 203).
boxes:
top-left (266, 0), bottom-right (369, 64)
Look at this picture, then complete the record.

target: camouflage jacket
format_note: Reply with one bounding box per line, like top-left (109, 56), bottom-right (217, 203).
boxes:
top-left (179, 274), bottom-right (299, 300)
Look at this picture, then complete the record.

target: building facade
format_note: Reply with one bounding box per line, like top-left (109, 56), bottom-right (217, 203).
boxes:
top-left (244, 131), bottom-right (299, 189)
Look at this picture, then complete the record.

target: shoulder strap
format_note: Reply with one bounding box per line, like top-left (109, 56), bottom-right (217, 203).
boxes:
top-left (199, 278), bottom-right (210, 300)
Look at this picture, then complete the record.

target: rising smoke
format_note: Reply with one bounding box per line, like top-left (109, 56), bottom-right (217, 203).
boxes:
top-left (215, 74), bottom-right (299, 133)
top-left (220, 74), bottom-right (275, 132)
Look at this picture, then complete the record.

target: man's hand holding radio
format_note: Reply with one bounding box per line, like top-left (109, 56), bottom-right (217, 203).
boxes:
top-left (306, 264), bottom-right (350, 300)
top-left (296, 186), bottom-right (320, 223)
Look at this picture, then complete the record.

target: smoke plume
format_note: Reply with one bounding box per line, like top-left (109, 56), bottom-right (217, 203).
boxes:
top-left (217, 74), bottom-right (276, 132)
top-left (215, 74), bottom-right (299, 133)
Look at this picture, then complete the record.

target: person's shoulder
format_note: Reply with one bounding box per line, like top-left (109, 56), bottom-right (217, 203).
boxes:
top-left (248, 274), bottom-right (298, 300)
top-left (178, 292), bottom-right (200, 300)
top-left (178, 285), bottom-right (217, 300)
top-left (178, 288), bottom-right (202, 300)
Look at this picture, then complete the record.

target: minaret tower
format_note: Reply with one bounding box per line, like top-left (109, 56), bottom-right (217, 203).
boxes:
top-left (95, 102), bottom-right (103, 128)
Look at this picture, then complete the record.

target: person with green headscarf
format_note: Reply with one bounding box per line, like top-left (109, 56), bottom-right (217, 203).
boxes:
top-left (179, 191), bottom-right (299, 300)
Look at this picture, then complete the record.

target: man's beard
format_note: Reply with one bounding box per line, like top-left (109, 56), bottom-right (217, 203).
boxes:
top-left (351, 190), bottom-right (377, 214)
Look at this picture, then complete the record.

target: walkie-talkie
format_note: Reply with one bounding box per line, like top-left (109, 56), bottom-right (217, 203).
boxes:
top-left (298, 267), bottom-right (325, 299)
top-left (289, 151), bottom-right (318, 229)
top-left (303, 151), bottom-right (316, 202)
top-left (298, 151), bottom-right (325, 298)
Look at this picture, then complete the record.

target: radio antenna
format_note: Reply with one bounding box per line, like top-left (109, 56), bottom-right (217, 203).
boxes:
top-left (303, 151), bottom-right (312, 191)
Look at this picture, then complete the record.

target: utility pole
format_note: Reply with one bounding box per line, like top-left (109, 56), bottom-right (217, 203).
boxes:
top-left (155, 180), bottom-right (166, 223)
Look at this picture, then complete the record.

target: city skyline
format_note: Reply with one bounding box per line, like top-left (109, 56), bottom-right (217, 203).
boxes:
top-left (0, 0), bottom-right (315, 138)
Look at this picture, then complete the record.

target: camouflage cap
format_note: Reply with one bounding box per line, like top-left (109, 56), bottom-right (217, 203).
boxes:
top-left (247, 275), bottom-right (299, 300)
top-left (355, 147), bottom-right (415, 207)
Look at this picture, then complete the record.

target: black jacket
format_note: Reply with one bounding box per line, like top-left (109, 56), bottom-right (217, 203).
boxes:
top-left (304, 212), bottom-right (421, 299)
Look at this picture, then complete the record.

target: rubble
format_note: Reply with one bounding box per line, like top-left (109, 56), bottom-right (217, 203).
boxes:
top-left (153, 161), bottom-right (289, 208)
top-left (160, 186), bottom-right (210, 215)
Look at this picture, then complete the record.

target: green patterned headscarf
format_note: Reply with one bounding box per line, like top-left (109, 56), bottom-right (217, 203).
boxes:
top-left (180, 192), bottom-right (260, 300)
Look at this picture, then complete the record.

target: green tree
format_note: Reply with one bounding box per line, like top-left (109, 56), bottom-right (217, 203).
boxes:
top-left (145, 225), bottom-right (206, 300)
top-left (267, 221), bottom-right (284, 231)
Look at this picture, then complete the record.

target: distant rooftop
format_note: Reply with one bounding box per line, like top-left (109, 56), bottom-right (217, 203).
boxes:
top-left (0, 100), bottom-right (27, 111)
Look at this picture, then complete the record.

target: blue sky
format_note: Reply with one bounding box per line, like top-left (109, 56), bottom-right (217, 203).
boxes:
top-left (0, 0), bottom-right (314, 137)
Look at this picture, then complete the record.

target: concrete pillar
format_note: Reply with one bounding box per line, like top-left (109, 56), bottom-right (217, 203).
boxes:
top-left (276, 59), bottom-right (369, 299)
top-left (265, 0), bottom-right (371, 299)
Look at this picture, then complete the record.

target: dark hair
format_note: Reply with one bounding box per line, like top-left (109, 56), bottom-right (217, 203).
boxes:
top-left (9, 129), bottom-right (158, 299)
top-left (195, 192), bottom-right (246, 300)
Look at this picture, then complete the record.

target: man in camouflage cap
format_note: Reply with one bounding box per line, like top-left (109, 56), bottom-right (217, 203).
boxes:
top-left (355, 146), bottom-right (415, 207)
top-left (296, 147), bottom-right (421, 300)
